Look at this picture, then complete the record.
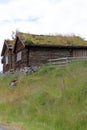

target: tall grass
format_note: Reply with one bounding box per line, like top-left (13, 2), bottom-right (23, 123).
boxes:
top-left (0, 60), bottom-right (87, 130)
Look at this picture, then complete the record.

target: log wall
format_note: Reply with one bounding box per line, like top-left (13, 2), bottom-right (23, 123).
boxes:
top-left (73, 49), bottom-right (87, 57)
top-left (28, 47), bottom-right (72, 66)
top-left (14, 49), bottom-right (28, 71)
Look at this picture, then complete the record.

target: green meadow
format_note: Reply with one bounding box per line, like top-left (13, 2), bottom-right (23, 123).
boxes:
top-left (0, 60), bottom-right (87, 130)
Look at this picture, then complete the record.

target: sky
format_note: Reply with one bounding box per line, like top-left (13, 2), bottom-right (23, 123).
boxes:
top-left (0, 0), bottom-right (87, 71)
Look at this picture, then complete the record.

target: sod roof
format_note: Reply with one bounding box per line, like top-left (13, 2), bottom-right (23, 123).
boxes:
top-left (1, 40), bottom-right (14, 56)
top-left (16, 32), bottom-right (87, 46)
top-left (5, 40), bottom-right (14, 49)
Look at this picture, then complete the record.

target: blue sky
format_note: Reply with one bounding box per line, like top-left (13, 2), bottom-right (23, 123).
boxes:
top-left (0, 0), bottom-right (87, 71)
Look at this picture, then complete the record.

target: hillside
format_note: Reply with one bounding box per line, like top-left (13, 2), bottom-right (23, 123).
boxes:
top-left (0, 60), bottom-right (87, 130)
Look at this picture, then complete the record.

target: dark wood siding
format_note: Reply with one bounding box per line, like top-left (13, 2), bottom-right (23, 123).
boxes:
top-left (14, 38), bottom-right (28, 70)
top-left (28, 47), bottom-right (72, 66)
top-left (14, 48), bottom-right (28, 70)
top-left (15, 39), bottom-right (24, 52)
top-left (3, 49), bottom-right (13, 73)
top-left (73, 49), bottom-right (87, 57)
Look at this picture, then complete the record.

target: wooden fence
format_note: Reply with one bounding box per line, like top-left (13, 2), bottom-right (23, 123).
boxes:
top-left (48, 57), bottom-right (69, 65)
top-left (48, 56), bottom-right (87, 65)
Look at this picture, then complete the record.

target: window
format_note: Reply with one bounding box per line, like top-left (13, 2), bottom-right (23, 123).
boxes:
top-left (17, 51), bottom-right (22, 61)
top-left (6, 56), bottom-right (8, 64)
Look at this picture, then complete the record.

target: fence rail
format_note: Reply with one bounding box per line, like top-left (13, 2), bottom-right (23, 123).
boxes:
top-left (48, 56), bottom-right (87, 65)
top-left (48, 57), bottom-right (68, 65)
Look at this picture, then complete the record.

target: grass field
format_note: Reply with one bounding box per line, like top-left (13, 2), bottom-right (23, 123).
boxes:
top-left (0, 60), bottom-right (87, 130)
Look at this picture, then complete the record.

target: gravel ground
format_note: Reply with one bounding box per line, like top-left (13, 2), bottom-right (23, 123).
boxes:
top-left (0, 127), bottom-right (7, 130)
top-left (0, 126), bottom-right (20, 130)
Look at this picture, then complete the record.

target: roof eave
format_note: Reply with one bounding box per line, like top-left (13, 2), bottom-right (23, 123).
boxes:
top-left (13, 36), bottom-right (25, 53)
top-left (1, 41), bottom-right (8, 56)
top-left (25, 44), bottom-right (87, 49)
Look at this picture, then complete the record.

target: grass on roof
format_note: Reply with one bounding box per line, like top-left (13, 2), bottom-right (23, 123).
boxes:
top-left (6, 40), bottom-right (14, 48)
top-left (17, 32), bottom-right (87, 46)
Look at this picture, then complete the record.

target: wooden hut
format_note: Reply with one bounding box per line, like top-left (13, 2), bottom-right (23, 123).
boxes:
top-left (1, 40), bottom-right (14, 73)
top-left (1, 32), bottom-right (87, 72)
top-left (13, 32), bottom-right (87, 71)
